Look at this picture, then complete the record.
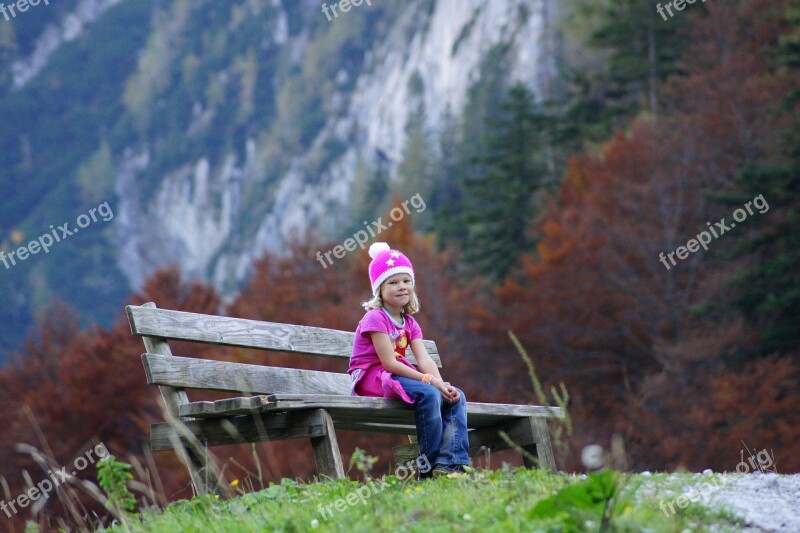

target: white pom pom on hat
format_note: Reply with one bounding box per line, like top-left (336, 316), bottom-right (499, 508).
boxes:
top-left (368, 241), bottom-right (391, 259)
top-left (367, 242), bottom-right (415, 295)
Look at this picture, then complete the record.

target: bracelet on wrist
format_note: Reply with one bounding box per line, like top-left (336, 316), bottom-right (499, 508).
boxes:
top-left (421, 373), bottom-right (432, 384)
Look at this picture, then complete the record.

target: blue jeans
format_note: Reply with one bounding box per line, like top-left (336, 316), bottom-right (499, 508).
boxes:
top-left (393, 376), bottom-right (470, 471)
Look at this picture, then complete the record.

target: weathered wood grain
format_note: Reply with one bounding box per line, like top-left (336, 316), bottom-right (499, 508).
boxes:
top-left (150, 410), bottom-right (328, 452)
top-left (137, 304), bottom-right (192, 418)
top-left (177, 393), bottom-right (565, 421)
top-left (523, 418), bottom-right (556, 472)
top-left (136, 303), bottom-right (217, 494)
top-left (130, 303), bottom-right (562, 477)
top-left (142, 353), bottom-right (352, 396)
top-left (128, 304), bottom-right (441, 367)
top-left (310, 409), bottom-right (345, 479)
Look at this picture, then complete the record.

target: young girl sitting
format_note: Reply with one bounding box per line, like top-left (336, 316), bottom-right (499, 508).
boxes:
top-left (349, 242), bottom-right (470, 478)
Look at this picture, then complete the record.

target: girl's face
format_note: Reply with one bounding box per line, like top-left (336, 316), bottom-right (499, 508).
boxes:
top-left (380, 274), bottom-right (414, 311)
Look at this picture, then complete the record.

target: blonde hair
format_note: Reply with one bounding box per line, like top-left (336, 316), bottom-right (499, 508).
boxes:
top-left (361, 285), bottom-right (420, 315)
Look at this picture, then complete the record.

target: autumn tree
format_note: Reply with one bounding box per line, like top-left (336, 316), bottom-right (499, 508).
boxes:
top-left (0, 267), bottom-right (223, 528)
top-left (486, 0), bottom-right (800, 472)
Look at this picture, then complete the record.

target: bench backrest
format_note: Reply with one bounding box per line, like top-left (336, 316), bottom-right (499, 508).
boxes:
top-left (127, 303), bottom-right (442, 411)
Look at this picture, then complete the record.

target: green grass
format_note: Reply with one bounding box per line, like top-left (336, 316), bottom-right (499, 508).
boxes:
top-left (101, 467), bottom-right (745, 532)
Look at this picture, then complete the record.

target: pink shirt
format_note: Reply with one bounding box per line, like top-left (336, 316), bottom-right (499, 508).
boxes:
top-left (348, 308), bottom-right (423, 404)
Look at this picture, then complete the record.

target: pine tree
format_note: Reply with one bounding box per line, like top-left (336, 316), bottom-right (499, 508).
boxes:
top-left (432, 44), bottom-right (511, 253)
top-left (397, 101), bottom-right (436, 230)
top-left (560, 0), bottom-right (689, 139)
top-left (723, 3), bottom-right (800, 357)
top-left (431, 108), bottom-right (467, 248)
top-left (461, 83), bottom-right (546, 281)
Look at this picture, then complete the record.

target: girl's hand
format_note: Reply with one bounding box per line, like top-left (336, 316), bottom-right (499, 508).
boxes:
top-left (432, 378), bottom-right (460, 403)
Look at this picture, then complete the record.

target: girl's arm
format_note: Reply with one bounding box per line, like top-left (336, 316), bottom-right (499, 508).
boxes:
top-left (409, 338), bottom-right (442, 380)
top-left (371, 332), bottom-right (427, 380)
top-left (370, 333), bottom-right (459, 402)
top-left (411, 338), bottom-right (461, 402)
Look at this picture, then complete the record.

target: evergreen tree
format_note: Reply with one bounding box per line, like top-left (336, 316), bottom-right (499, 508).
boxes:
top-left (397, 101), bottom-right (436, 230)
top-left (559, 0), bottom-right (690, 142)
top-left (731, 163), bottom-right (800, 357)
top-left (431, 108), bottom-right (466, 248)
top-left (724, 5), bottom-right (800, 357)
top-left (432, 44), bottom-right (510, 251)
top-left (461, 83), bottom-right (546, 282)
top-left (348, 159), bottom-right (390, 238)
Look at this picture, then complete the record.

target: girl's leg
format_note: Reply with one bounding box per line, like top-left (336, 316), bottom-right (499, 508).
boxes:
top-left (437, 387), bottom-right (470, 468)
top-left (393, 376), bottom-right (443, 471)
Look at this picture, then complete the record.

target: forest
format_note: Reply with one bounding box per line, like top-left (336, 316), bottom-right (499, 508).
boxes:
top-left (0, 0), bottom-right (798, 527)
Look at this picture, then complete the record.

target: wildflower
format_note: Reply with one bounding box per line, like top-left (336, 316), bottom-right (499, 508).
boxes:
top-left (230, 479), bottom-right (240, 487)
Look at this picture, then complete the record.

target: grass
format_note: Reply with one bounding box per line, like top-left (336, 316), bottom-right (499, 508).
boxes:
top-left (98, 467), bottom-right (745, 533)
top-left (18, 336), bottom-right (747, 532)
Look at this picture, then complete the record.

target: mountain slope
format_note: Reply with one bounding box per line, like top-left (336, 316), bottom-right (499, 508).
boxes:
top-left (0, 0), bottom-right (558, 356)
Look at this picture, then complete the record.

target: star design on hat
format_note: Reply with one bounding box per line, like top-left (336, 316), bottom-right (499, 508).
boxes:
top-left (386, 259), bottom-right (396, 266)
top-left (389, 251), bottom-right (401, 258)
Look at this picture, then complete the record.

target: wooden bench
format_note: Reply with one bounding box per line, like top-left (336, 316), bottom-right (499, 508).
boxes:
top-left (127, 302), bottom-right (564, 494)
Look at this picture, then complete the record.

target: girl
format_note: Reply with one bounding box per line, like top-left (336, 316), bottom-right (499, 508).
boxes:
top-left (349, 242), bottom-right (470, 478)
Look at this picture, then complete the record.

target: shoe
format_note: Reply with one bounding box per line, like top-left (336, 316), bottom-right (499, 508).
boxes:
top-left (402, 467), bottom-right (433, 482)
top-left (431, 464), bottom-right (471, 478)
top-left (417, 469), bottom-right (434, 481)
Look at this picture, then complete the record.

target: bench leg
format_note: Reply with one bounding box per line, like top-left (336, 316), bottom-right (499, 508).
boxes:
top-left (467, 417), bottom-right (557, 472)
top-left (310, 409), bottom-right (345, 480)
top-left (522, 418), bottom-right (556, 473)
top-left (186, 448), bottom-right (220, 496)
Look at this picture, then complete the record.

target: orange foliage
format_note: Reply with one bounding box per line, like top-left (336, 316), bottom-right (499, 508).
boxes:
top-left (2, 7), bottom-right (798, 530)
top-left (0, 268), bottom-right (221, 528)
top-left (487, 0), bottom-right (800, 471)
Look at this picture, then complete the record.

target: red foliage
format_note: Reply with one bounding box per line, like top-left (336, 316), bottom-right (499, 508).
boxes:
top-left (0, 267), bottom-right (222, 528)
top-left (487, 0), bottom-right (800, 472)
top-left (2, 6), bottom-right (799, 530)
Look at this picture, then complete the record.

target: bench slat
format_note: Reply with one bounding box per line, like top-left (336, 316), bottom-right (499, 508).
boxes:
top-left (128, 305), bottom-right (441, 366)
top-left (150, 410), bottom-right (328, 452)
top-left (178, 394), bottom-right (565, 424)
top-left (142, 353), bottom-right (352, 396)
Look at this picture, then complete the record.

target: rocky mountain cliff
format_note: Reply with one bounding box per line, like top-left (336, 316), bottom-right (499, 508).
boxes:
top-left (0, 0), bottom-right (559, 354)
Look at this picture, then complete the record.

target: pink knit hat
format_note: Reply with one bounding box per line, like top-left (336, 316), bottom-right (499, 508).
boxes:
top-left (368, 242), bottom-right (415, 295)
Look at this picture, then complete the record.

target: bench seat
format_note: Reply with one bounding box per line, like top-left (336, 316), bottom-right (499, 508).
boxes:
top-left (179, 393), bottom-right (564, 426)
